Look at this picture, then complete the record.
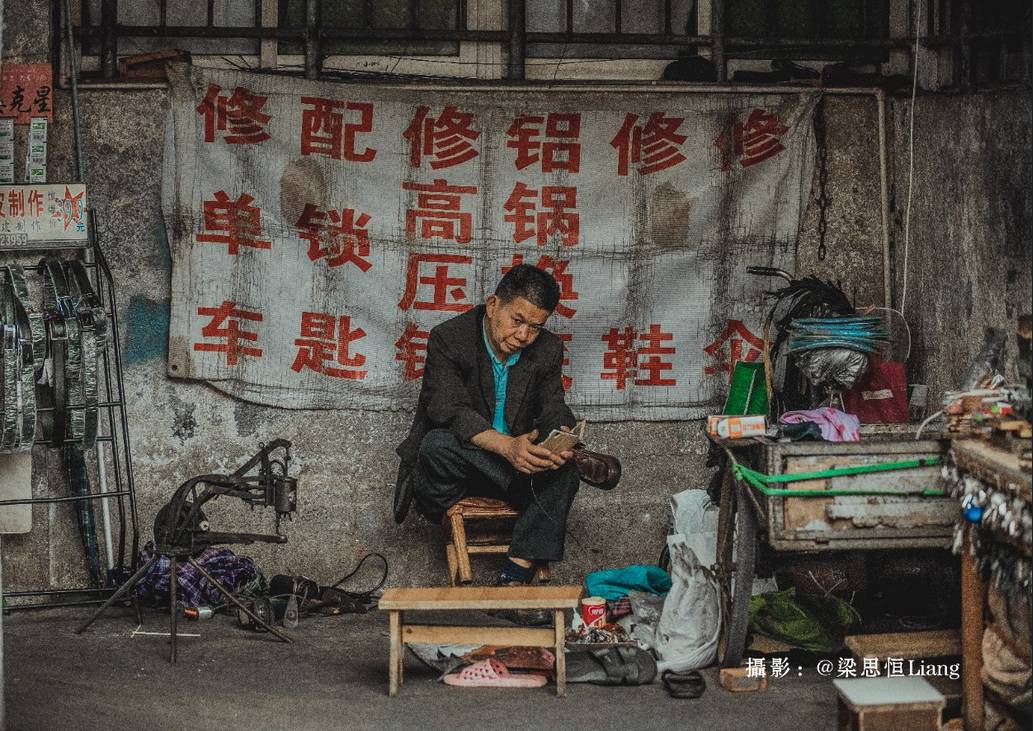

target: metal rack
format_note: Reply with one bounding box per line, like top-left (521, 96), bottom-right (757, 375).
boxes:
top-left (1, 211), bottom-right (140, 610)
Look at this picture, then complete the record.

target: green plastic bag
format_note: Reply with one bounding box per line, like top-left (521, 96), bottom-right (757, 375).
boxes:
top-left (722, 361), bottom-right (767, 416)
top-left (747, 587), bottom-right (860, 653)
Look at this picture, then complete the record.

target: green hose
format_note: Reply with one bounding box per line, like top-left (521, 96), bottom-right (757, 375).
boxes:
top-left (725, 449), bottom-right (946, 498)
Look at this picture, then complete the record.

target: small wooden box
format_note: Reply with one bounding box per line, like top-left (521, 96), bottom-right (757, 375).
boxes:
top-left (719, 666), bottom-right (767, 692)
top-left (834, 677), bottom-right (945, 731)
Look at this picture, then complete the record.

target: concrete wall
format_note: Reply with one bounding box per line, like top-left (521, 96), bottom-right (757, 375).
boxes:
top-left (889, 91), bottom-right (1033, 396)
top-left (2, 0), bottom-right (1030, 593)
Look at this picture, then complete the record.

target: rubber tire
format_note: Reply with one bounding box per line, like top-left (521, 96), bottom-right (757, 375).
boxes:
top-left (719, 480), bottom-right (757, 668)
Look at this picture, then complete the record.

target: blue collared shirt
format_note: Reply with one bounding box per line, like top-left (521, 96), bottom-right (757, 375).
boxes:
top-left (482, 322), bottom-right (521, 435)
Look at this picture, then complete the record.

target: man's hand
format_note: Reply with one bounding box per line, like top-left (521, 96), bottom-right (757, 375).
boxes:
top-left (504, 429), bottom-right (569, 474)
top-left (471, 428), bottom-right (571, 474)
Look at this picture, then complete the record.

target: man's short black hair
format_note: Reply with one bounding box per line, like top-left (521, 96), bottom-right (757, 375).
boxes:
top-left (495, 263), bottom-right (560, 312)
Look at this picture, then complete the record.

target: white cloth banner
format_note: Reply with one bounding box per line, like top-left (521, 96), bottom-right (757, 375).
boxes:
top-left (164, 65), bottom-right (815, 419)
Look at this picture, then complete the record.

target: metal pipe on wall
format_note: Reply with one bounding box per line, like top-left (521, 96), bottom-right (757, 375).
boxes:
top-left (712, 0), bottom-right (727, 83)
top-left (100, 0), bottom-right (118, 79)
top-left (877, 88), bottom-right (892, 309)
top-left (65, 0), bottom-right (118, 575)
top-left (304, 0), bottom-right (320, 80)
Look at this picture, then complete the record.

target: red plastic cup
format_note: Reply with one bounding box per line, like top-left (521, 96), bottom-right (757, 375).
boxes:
top-left (580, 596), bottom-right (606, 628)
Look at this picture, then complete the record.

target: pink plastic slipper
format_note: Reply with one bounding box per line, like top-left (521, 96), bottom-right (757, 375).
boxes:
top-left (442, 658), bottom-right (547, 688)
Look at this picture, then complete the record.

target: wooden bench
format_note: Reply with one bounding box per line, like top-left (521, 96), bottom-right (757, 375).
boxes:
top-left (378, 585), bottom-right (582, 697)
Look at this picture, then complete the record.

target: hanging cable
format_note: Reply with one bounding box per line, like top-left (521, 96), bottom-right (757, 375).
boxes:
top-left (900, 0), bottom-right (923, 318)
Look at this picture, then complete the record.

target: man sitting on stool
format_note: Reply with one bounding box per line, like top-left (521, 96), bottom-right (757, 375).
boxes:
top-left (394, 264), bottom-right (618, 616)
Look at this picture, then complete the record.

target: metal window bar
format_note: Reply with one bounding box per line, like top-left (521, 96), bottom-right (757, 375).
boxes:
top-left (68, 0), bottom-right (1029, 84)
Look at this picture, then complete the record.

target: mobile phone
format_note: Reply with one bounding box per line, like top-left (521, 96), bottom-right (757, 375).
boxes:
top-left (540, 429), bottom-right (579, 454)
top-left (539, 420), bottom-right (586, 454)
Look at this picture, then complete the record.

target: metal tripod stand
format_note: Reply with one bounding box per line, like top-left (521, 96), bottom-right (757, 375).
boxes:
top-left (75, 544), bottom-right (291, 663)
top-left (75, 440), bottom-right (298, 662)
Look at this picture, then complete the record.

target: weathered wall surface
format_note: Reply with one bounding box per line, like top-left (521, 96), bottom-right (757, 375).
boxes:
top-left (889, 91), bottom-right (1033, 397)
top-left (1, 0), bottom-right (1030, 592)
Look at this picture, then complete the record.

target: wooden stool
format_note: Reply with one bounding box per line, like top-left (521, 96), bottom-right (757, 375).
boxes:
top-left (443, 497), bottom-right (550, 586)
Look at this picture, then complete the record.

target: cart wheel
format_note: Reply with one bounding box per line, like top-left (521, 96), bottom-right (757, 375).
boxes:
top-left (716, 475), bottom-right (757, 668)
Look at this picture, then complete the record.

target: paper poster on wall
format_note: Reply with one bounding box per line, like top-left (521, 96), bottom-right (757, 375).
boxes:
top-left (0, 64), bottom-right (53, 123)
top-left (0, 183), bottom-right (87, 249)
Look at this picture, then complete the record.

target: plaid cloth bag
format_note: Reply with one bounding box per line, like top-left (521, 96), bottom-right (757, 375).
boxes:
top-left (133, 541), bottom-right (263, 607)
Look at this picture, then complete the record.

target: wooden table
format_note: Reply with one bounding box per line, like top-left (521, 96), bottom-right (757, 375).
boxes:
top-left (378, 585), bottom-right (583, 696)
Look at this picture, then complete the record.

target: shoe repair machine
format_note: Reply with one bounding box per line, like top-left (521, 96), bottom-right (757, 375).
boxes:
top-left (76, 440), bottom-right (298, 662)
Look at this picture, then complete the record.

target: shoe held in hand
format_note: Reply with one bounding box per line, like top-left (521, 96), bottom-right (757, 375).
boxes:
top-left (571, 448), bottom-right (621, 490)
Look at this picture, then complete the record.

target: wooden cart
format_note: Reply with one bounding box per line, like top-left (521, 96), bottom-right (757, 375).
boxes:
top-left (712, 427), bottom-right (958, 666)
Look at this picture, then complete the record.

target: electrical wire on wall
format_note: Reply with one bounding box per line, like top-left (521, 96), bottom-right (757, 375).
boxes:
top-left (900, 0), bottom-right (923, 319)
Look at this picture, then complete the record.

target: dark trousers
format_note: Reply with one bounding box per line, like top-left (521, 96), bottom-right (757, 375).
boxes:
top-left (412, 429), bottom-right (580, 563)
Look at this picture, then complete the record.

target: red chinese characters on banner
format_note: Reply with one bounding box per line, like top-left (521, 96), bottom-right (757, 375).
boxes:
top-left (193, 301), bottom-right (263, 366)
top-left (714, 108), bottom-right (789, 172)
top-left (403, 179), bottom-right (477, 244)
top-left (300, 97), bottom-right (376, 162)
top-left (398, 253), bottom-right (474, 313)
top-left (502, 254), bottom-right (578, 319)
top-left (635, 324), bottom-right (676, 386)
top-left (703, 320), bottom-right (763, 377)
top-left (0, 189), bottom-right (44, 219)
top-left (505, 113), bottom-right (581, 173)
top-left (195, 191), bottom-right (271, 255)
top-left (403, 106), bottom-right (480, 169)
top-left (557, 332), bottom-right (573, 391)
top-left (295, 205), bottom-right (372, 271)
top-left (610, 112), bottom-right (688, 176)
top-left (196, 84), bottom-right (271, 144)
top-left (601, 324), bottom-right (678, 389)
top-left (25, 190), bottom-right (43, 217)
top-left (5, 189), bottom-right (25, 217)
top-left (600, 326), bottom-right (638, 390)
top-left (503, 183), bottom-right (579, 247)
top-left (291, 312), bottom-right (368, 380)
top-left (395, 322), bottom-right (430, 381)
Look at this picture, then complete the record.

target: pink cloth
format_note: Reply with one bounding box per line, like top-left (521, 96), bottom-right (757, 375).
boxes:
top-left (779, 407), bottom-right (860, 442)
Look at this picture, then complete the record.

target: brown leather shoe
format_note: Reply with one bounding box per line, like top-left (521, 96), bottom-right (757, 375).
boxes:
top-left (571, 448), bottom-right (622, 490)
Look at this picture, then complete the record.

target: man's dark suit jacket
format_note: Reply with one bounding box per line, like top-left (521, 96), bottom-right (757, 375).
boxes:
top-left (395, 304), bottom-right (576, 489)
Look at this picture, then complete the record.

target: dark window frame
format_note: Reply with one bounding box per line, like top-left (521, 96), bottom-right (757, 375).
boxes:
top-left (62, 0), bottom-right (1031, 88)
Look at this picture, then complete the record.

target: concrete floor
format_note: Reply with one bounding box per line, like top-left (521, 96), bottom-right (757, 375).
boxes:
top-left (5, 606), bottom-right (839, 731)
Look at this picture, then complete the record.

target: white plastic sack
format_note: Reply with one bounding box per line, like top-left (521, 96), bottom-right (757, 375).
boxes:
top-left (622, 590), bottom-right (667, 651)
top-left (654, 533), bottom-right (721, 672)
top-left (670, 487), bottom-right (775, 597)
top-left (669, 489), bottom-right (718, 566)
